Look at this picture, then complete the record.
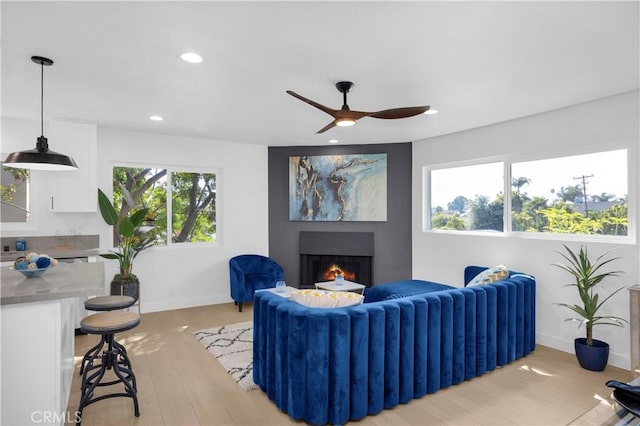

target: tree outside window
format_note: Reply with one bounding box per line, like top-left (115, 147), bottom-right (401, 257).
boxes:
top-left (427, 149), bottom-right (628, 237)
top-left (112, 166), bottom-right (217, 246)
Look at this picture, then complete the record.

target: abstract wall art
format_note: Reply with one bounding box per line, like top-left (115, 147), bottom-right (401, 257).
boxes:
top-left (289, 153), bottom-right (387, 221)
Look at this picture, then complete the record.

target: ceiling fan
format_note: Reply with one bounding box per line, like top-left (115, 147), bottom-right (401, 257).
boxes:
top-left (286, 81), bottom-right (430, 134)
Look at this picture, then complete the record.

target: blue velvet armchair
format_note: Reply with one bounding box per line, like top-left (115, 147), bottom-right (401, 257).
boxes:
top-left (229, 254), bottom-right (284, 312)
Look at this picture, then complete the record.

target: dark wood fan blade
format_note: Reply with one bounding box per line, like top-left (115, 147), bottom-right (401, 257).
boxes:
top-left (369, 106), bottom-right (429, 120)
top-left (286, 91), bottom-right (338, 117)
top-left (336, 110), bottom-right (372, 121)
top-left (316, 120), bottom-right (338, 134)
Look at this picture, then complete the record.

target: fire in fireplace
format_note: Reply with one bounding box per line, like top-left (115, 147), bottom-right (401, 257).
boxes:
top-left (299, 231), bottom-right (374, 288)
top-left (301, 254), bottom-right (372, 287)
top-left (322, 263), bottom-right (356, 281)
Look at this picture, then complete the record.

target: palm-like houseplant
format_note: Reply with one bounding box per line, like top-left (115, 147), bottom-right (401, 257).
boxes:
top-left (98, 188), bottom-right (155, 300)
top-left (554, 244), bottom-right (627, 370)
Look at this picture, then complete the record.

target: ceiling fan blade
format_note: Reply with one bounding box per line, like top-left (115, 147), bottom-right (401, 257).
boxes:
top-left (369, 106), bottom-right (430, 120)
top-left (338, 110), bottom-right (372, 121)
top-left (316, 121), bottom-right (338, 134)
top-left (287, 90), bottom-right (337, 117)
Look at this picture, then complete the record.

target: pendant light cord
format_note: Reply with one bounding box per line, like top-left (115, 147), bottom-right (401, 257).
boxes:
top-left (40, 60), bottom-right (44, 137)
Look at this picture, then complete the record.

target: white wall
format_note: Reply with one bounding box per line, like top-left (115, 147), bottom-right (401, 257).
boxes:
top-left (1, 118), bottom-right (269, 313)
top-left (412, 91), bottom-right (640, 369)
top-left (97, 127), bottom-right (269, 312)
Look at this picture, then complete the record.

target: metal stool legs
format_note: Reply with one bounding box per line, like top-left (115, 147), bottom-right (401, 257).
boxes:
top-left (77, 333), bottom-right (139, 424)
top-left (76, 310), bottom-right (140, 425)
top-left (79, 336), bottom-right (129, 375)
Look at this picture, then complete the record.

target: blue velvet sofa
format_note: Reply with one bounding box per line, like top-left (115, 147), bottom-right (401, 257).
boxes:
top-left (253, 266), bottom-right (536, 425)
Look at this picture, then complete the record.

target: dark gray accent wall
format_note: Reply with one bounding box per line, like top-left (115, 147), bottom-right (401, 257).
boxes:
top-left (268, 142), bottom-right (412, 287)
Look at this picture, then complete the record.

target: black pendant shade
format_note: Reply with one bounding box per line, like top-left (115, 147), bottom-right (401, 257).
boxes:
top-left (3, 56), bottom-right (78, 171)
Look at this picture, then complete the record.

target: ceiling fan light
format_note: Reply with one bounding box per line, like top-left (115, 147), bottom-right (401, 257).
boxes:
top-left (336, 118), bottom-right (356, 127)
top-left (180, 52), bottom-right (203, 63)
top-left (424, 109), bottom-right (438, 115)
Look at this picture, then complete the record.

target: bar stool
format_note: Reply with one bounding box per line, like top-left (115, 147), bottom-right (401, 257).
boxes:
top-left (85, 295), bottom-right (135, 312)
top-left (79, 296), bottom-right (135, 375)
top-left (77, 311), bottom-right (140, 424)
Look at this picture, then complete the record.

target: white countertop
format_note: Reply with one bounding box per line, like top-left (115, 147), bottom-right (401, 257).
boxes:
top-left (0, 262), bottom-right (105, 305)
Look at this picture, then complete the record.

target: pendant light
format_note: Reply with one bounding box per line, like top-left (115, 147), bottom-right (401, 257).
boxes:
top-left (3, 56), bottom-right (78, 171)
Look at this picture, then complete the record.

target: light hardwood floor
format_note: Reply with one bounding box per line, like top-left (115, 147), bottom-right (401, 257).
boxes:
top-left (67, 303), bottom-right (632, 425)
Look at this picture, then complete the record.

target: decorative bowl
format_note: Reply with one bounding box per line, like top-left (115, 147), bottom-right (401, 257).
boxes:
top-left (12, 266), bottom-right (50, 278)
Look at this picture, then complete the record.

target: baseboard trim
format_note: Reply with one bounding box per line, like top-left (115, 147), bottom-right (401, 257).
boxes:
top-left (141, 295), bottom-right (232, 314)
top-left (536, 332), bottom-right (630, 371)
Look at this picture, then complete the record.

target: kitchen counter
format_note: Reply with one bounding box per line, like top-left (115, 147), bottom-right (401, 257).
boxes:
top-left (1, 248), bottom-right (100, 263)
top-left (1, 261), bottom-right (105, 305)
top-left (1, 261), bottom-right (105, 425)
top-left (0, 234), bottom-right (100, 263)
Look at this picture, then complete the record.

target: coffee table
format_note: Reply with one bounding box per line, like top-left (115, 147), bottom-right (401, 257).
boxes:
top-left (315, 280), bottom-right (366, 294)
top-left (255, 286), bottom-right (297, 298)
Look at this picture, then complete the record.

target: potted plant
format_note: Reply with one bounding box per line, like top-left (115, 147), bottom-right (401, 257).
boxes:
top-left (98, 188), bottom-right (156, 302)
top-left (554, 244), bottom-right (627, 371)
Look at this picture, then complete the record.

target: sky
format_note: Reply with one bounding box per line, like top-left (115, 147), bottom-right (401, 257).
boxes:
top-left (430, 149), bottom-right (628, 208)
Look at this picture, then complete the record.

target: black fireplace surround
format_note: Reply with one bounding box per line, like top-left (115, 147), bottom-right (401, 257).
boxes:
top-left (299, 231), bottom-right (373, 288)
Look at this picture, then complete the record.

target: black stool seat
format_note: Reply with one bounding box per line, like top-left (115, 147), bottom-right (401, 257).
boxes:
top-left (85, 295), bottom-right (135, 311)
top-left (77, 311), bottom-right (141, 424)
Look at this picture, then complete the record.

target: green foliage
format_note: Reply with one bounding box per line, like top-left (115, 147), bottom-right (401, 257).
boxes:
top-left (113, 167), bottom-right (167, 244)
top-left (555, 184), bottom-right (584, 202)
top-left (110, 167), bottom-right (217, 245)
top-left (469, 194), bottom-right (503, 231)
top-left (170, 172), bottom-right (216, 243)
top-left (431, 211), bottom-right (466, 230)
top-left (98, 188), bottom-right (155, 279)
top-left (447, 196), bottom-right (468, 214)
top-left (1, 166), bottom-right (29, 203)
top-left (553, 244), bottom-right (626, 346)
top-left (432, 175), bottom-right (627, 236)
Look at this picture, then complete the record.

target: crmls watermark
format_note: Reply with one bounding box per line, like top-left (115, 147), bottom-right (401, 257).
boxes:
top-left (31, 410), bottom-right (81, 424)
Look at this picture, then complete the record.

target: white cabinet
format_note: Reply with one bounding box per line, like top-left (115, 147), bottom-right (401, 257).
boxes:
top-left (48, 120), bottom-right (97, 212)
top-left (1, 298), bottom-right (75, 425)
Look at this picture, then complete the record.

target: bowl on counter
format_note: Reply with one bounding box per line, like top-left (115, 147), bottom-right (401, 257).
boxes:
top-left (11, 266), bottom-right (51, 279)
top-left (11, 252), bottom-right (58, 278)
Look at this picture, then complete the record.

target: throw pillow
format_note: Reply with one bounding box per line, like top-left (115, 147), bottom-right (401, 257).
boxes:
top-left (290, 289), bottom-right (364, 308)
top-left (468, 264), bottom-right (509, 286)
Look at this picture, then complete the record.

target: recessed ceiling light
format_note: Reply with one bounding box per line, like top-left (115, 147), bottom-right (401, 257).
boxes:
top-left (180, 52), bottom-right (203, 63)
top-left (328, 139), bottom-right (339, 144)
top-left (149, 115), bottom-right (164, 121)
top-left (424, 109), bottom-right (438, 115)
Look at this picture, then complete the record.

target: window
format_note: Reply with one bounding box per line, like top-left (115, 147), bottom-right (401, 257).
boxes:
top-left (0, 166), bottom-right (30, 223)
top-left (429, 162), bottom-right (504, 232)
top-left (426, 148), bottom-right (629, 239)
top-left (170, 171), bottom-right (217, 243)
top-left (511, 149), bottom-right (627, 236)
top-left (112, 166), bottom-right (217, 245)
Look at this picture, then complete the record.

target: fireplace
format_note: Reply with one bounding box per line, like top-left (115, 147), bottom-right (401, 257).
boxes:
top-left (299, 231), bottom-right (373, 288)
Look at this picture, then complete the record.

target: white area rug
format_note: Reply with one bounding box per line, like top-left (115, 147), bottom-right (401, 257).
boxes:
top-left (194, 321), bottom-right (257, 391)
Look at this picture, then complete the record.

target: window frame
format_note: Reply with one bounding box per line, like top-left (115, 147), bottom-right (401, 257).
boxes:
top-left (423, 140), bottom-right (636, 244)
top-left (111, 161), bottom-right (221, 249)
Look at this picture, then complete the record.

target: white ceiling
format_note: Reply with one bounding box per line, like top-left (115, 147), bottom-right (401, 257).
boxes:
top-left (2, 1), bottom-right (638, 147)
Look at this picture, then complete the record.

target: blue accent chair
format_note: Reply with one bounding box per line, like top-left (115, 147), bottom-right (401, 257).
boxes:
top-left (229, 254), bottom-right (284, 312)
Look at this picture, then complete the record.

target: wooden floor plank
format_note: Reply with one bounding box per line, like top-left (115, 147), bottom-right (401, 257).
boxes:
top-left (66, 303), bottom-right (632, 425)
